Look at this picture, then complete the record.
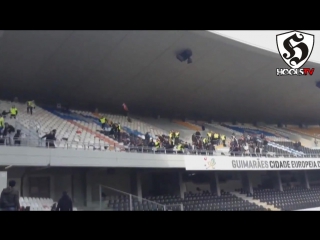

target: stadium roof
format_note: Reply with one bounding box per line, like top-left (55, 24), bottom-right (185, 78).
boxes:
top-left (0, 30), bottom-right (319, 123)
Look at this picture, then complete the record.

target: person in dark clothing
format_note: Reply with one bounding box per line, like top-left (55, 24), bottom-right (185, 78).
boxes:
top-left (110, 123), bottom-right (118, 138)
top-left (27, 100), bottom-right (35, 115)
top-left (56, 191), bottom-right (73, 211)
top-left (145, 132), bottom-right (150, 146)
top-left (41, 129), bottom-right (56, 148)
top-left (13, 129), bottom-right (22, 145)
top-left (3, 123), bottom-right (15, 136)
top-left (0, 180), bottom-right (20, 211)
top-left (1, 110), bottom-right (9, 118)
top-left (148, 139), bottom-right (155, 148)
top-left (3, 123), bottom-right (15, 145)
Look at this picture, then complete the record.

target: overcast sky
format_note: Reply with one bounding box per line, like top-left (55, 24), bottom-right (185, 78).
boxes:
top-left (210, 30), bottom-right (320, 64)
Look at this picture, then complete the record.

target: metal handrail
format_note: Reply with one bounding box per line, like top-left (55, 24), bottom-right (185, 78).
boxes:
top-left (99, 184), bottom-right (167, 211)
top-left (1, 137), bottom-right (320, 158)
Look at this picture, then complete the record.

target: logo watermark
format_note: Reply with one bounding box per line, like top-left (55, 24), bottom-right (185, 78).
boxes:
top-left (276, 30), bottom-right (315, 76)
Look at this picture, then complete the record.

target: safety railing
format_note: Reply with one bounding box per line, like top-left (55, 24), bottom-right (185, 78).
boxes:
top-left (99, 184), bottom-right (183, 211)
top-left (1, 137), bottom-right (320, 158)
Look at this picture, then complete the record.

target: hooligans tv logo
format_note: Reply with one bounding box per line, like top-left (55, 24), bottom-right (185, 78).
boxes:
top-left (276, 30), bottom-right (314, 76)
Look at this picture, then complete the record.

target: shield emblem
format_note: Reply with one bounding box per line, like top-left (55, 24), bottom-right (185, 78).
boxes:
top-left (276, 30), bottom-right (314, 69)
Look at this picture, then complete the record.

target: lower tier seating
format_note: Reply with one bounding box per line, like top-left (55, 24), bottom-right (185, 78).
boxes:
top-left (104, 191), bottom-right (265, 211)
top-left (252, 187), bottom-right (320, 211)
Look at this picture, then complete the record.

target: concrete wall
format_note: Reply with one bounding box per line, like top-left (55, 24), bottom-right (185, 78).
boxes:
top-left (0, 146), bottom-right (185, 168)
top-left (0, 172), bottom-right (7, 193)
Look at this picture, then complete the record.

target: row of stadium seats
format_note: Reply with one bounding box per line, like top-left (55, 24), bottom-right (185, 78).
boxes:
top-left (43, 107), bottom-right (177, 148)
top-left (275, 141), bottom-right (320, 155)
top-left (19, 197), bottom-right (54, 211)
top-left (19, 197), bottom-right (78, 211)
top-left (246, 186), bottom-right (320, 211)
top-left (103, 191), bottom-right (266, 211)
top-left (288, 126), bottom-right (320, 138)
top-left (0, 100), bottom-right (171, 150)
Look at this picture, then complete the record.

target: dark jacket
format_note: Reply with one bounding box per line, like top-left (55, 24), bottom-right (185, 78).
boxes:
top-left (145, 133), bottom-right (150, 142)
top-left (0, 187), bottom-right (20, 209)
top-left (56, 194), bottom-right (73, 211)
top-left (41, 133), bottom-right (56, 141)
top-left (1, 110), bottom-right (9, 116)
top-left (3, 125), bottom-right (15, 136)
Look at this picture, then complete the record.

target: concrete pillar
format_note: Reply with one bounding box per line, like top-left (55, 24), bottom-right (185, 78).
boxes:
top-left (0, 172), bottom-right (7, 195)
top-left (137, 172), bottom-right (142, 202)
top-left (85, 171), bottom-right (91, 207)
top-left (178, 172), bottom-right (186, 199)
top-left (209, 172), bottom-right (220, 196)
top-left (130, 170), bottom-right (137, 195)
top-left (50, 174), bottom-right (55, 200)
top-left (274, 171), bottom-right (283, 191)
top-left (241, 172), bottom-right (253, 194)
top-left (304, 171), bottom-right (310, 189)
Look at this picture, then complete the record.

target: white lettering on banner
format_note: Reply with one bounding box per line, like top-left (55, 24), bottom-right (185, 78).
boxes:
top-left (184, 156), bottom-right (320, 171)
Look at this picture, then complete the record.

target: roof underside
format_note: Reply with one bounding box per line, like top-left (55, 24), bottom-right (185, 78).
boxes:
top-left (0, 30), bottom-right (319, 123)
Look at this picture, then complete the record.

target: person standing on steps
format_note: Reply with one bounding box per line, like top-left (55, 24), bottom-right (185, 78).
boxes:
top-left (99, 116), bottom-right (107, 130)
top-left (10, 105), bottom-right (18, 119)
top-left (0, 114), bottom-right (4, 133)
top-left (27, 100), bottom-right (35, 115)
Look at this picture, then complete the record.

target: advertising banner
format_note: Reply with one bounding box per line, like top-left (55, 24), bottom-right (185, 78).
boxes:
top-left (184, 156), bottom-right (320, 171)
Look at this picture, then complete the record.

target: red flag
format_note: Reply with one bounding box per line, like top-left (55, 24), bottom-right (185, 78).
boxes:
top-left (122, 103), bottom-right (129, 112)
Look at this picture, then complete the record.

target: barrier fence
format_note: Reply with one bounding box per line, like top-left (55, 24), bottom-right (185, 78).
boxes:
top-left (1, 136), bottom-right (320, 158)
top-left (98, 185), bottom-right (183, 211)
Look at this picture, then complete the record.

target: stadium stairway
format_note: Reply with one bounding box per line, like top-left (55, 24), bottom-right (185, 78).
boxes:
top-left (230, 191), bottom-right (280, 211)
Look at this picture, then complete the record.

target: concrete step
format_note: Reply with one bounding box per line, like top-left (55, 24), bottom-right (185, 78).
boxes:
top-left (230, 191), bottom-right (281, 211)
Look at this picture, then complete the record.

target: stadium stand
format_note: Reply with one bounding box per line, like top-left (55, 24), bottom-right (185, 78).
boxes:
top-left (206, 123), bottom-right (307, 156)
top-left (103, 191), bottom-right (266, 211)
top-left (19, 197), bottom-right (77, 211)
top-left (215, 123), bottom-right (320, 156)
top-left (287, 125), bottom-right (319, 136)
top-left (2, 99), bottom-right (320, 158)
top-left (250, 186), bottom-right (320, 211)
top-left (18, 196), bottom-right (79, 211)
